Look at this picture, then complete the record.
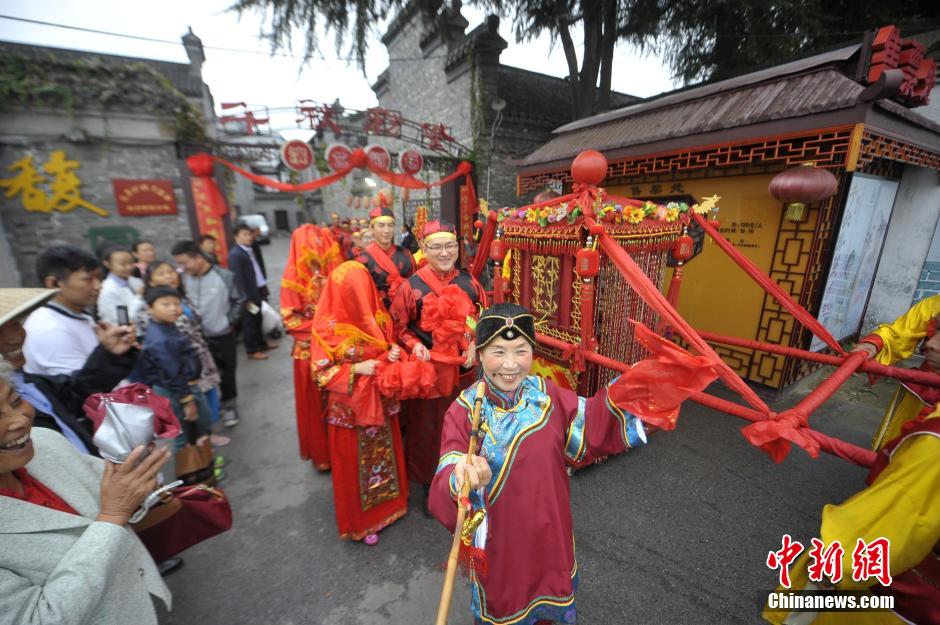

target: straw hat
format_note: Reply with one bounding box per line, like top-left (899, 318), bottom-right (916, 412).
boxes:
top-left (0, 288), bottom-right (58, 327)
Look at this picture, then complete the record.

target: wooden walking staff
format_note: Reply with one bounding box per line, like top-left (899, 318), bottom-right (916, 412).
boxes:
top-left (435, 380), bottom-right (487, 625)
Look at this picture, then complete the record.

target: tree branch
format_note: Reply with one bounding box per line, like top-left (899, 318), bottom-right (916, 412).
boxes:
top-left (557, 19), bottom-right (583, 118)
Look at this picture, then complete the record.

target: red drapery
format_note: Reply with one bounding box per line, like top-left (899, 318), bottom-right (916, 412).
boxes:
top-left (186, 151), bottom-right (474, 195)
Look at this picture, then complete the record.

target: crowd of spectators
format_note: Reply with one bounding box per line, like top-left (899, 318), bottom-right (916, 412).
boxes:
top-left (0, 224), bottom-right (279, 622)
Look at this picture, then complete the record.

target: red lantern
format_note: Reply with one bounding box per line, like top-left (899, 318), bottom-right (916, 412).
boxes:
top-left (707, 217), bottom-right (720, 230)
top-left (576, 247), bottom-right (599, 278)
top-left (474, 219), bottom-right (484, 230)
top-left (672, 234), bottom-right (694, 263)
top-left (571, 150), bottom-right (608, 186)
top-left (349, 148), bottom-right (368, 169)
top-left (490, 238), bottom-right (506, 262)
top-left (768, 162), bottom-right (838, 222)
top-left (186, 153), bottom-right (214, 177)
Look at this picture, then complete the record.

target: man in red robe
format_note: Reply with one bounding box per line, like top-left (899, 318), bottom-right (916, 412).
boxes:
top-left (328, 212), bottom-right (344, 244)
top-left (280, 224), bottom-right (342, 470)
top-left (356, 205), bottom-right (416, 309)
top-left (389, 220), bottom-right (486, 513)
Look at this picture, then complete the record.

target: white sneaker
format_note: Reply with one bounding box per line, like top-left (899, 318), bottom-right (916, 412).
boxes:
top-left (222, 408), bottom-right (240, 427)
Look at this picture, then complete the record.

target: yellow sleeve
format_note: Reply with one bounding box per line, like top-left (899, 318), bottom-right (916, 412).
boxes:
top-left (870, 294), bottom-right (940, 365)
top-left (820, 433), bottom-right (940, 589)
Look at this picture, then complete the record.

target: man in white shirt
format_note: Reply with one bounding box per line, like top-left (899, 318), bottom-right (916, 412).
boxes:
top-left (23, 246), bottom-right (103, 376)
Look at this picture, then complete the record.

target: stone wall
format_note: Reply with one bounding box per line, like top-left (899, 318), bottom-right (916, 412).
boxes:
top-left (0, 108), bottom-right (194, 286)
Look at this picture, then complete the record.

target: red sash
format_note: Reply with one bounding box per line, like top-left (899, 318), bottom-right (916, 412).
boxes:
top-left (416, 265), bottom-right (450, 296)
top-left (366, 242), bottom-right (404, 298)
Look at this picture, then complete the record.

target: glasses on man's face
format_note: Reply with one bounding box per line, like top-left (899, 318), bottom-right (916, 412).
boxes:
top-left (426, 242), bottom-right (459, 253)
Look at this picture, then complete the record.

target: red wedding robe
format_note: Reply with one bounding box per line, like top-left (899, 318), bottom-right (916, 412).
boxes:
top-left (280, 225), bottom-right (342, 469)
top-left (355, 242), bottom-right (416, 310)
top-left (389, 266), bottom-right (487, 484)
top-left (311, 261), bottom-right (408, 540)
top-left (429, 376), bottom-right (648, 625)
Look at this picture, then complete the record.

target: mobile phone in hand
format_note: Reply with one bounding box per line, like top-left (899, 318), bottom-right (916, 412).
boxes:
top-left (116, 305), bottom-right (129, 326)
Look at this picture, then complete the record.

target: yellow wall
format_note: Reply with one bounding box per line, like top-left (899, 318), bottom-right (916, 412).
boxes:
top-left (609, 174), bottom-right (783, 342)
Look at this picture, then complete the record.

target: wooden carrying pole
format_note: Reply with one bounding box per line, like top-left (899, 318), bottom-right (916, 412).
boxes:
top-left (434, 380), bottom-right (487, 625)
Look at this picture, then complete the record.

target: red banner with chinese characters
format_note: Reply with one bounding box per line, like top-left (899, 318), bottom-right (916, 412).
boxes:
top-left (190, 176), bottom-right (229, 267)
top-left (112, 179), bottom-right (177, 216)
top-left (459, 184), bottom-right (472, 243)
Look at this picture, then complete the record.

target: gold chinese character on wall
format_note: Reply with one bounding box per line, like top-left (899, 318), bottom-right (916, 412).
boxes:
top-left (0, 150), bottom-right (108, 217)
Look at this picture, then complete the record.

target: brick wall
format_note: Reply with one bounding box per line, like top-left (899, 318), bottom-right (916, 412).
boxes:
top-left (914, 261), bottom-right (940, 300)
top-left (0, 109), bottom-right (194, 286)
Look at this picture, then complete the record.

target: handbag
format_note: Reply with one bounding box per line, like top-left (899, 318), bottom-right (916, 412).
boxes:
top-left (83, 383), bottom-right (181, 462)
top-left (261, 300), bottom-right (283, 335)
top-left (132, 482), bottom-right (233, 563)
top-left (175, 422), bottom-right (216, 486)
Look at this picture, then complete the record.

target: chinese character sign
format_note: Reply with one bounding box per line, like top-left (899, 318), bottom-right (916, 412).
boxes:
top-left (767, 535), bottom-right (892, 588)
top-left (0, 150), bottom-right (107, 216)
top-left (112, 179), bottom-right (178, 216)
top-left (190, 176), bottom-right (229, 267)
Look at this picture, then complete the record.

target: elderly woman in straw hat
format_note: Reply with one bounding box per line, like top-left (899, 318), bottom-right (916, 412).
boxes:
top-left (0, 350), bottom-right (173, 624)
top-left (0, 288), bottom-right (139, 455)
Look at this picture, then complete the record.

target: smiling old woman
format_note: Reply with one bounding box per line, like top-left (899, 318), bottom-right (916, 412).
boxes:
top-left (0, 358), bottom-right (172, 625)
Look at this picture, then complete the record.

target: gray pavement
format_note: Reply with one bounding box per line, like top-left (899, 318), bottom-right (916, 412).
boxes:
top-left (159, 236), bottom-right (890, 625)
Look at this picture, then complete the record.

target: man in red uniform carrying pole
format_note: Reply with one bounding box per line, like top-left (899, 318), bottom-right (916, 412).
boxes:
top-left (356, 197), bottom-right (416, 309)
top-left (280, 224), bottom-right (342, 470)
top-left (389, 220), bottom-right (487, 513)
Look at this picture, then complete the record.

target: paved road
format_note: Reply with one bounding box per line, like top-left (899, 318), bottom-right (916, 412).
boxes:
top-left (159, 236), bottom-right (888, 625)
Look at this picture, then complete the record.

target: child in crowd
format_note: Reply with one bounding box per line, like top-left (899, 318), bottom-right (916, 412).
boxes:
top-left (131, 286), bottom-right (213, 452)
top-left (140, 261), bottom-right (229, 447)
top-left (132, 239), bottom-right (157, 278)
top-left (97, 245), bottom-right (145, 326)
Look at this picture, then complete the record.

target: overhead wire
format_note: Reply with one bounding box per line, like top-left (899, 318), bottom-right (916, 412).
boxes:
top-left (0, 13), bottom-right (447, 62)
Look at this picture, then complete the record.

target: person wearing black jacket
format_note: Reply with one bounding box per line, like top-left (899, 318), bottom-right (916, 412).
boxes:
top-left (229, 223), bottom-right (276, 359)
top-left (0, 288), bottom-right (138, 455)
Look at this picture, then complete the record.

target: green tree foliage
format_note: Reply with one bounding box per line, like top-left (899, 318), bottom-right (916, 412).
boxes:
top-left (232, 0), bottom-right (940, 122)
top-left (652, 0), bottom-right (940, 84)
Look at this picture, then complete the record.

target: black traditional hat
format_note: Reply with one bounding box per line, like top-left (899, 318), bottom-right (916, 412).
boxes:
top-left (475, 302), bottom-right (536, 349)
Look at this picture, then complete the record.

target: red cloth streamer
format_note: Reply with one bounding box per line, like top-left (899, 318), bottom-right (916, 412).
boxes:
top-left (471, 211), bottom-right (498, 279)
top-left (692, 212), bottom-right (845, 355)
top-left (192, 152), bottom-right (476, 195)
top-left (595, 221), bottom-right (772, 416)
top-left (740, 409), bottom-right (820, 464)
top-left (538, 330), bottom-right (878, 468)
top-left (561, 343), bottom-right (586, 373)
top-left (607, 322), bottom-right (719, 430)
top-left (740, 350), bottom-right (868, 463)
top-left (206, 155), bottom-right (351, 192)
top-left (185, 154), bottom-right (229, 218)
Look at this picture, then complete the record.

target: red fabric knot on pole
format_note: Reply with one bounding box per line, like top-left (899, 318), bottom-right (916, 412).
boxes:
top-left (740, 409), bottom-right (820, 464)
top-left (561, 344), bottom-right (586, 373)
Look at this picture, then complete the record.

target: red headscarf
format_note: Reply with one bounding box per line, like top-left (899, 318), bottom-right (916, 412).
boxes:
top-left (310, 262), bottom-right (394, 426)
top-left (281, 225), bottom-right (342, 314)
